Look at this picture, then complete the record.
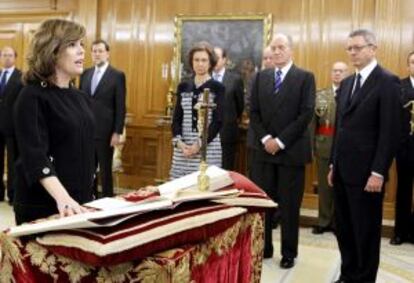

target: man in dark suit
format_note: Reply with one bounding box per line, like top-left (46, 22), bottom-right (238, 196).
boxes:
top-left (250, 33), bottom-right (315, 268)
top-left (328, 29), bottom-right (401, 283)
top-left (390, 51), bottom-right (414, 246)
top-left (212, 47), bottom-right (244, 170)
top-left (247, 46), bottom-right (282, 229)
top-left (0, 46), bottom-right (23, 204)
top-left (80, 39), bottom-right (126, 198)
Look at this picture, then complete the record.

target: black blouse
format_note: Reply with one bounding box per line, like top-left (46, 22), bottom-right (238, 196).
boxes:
top-left (13, 83), bottom-right (96, 223)
top-left (172, 78), bottom-right (224, 144)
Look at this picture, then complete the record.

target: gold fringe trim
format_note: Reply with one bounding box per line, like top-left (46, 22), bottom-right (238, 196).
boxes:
top-left (0, 233), bottom-right (24, 283)
top-left (246, 213), bottom-right (264, 283)
top-left (191, 212), bottom-right (264, 283)
top-left (7, 212), bottom-right (263, 282)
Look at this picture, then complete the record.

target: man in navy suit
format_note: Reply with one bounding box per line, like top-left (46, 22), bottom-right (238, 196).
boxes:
top-left (0, 46), bottom-right (23, 204)
top-left (250, 33), bottom-right (315, 268)
top-left (328, 29), bottom-right (401, 283)
top-left (80, 39), bottom-right (126, 198)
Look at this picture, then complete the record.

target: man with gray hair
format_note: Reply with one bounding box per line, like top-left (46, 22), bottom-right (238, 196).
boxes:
top-left (250, 33), bottom-right (315, 268)
top-left (328, 29), bottom-right (401, 282)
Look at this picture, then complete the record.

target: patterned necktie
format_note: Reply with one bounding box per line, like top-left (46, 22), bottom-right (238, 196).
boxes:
top-left (0, 70), bottom-right (8, 97)
top-left (351, 73), bottom-right (362, 99)
top-left (274, 69), bottom-right (282, 93)
top-left (91, 68), bottom-right (101, 95)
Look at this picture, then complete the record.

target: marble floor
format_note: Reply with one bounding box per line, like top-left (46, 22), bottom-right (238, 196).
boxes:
top-left (1, 202), bottom-right (413, 283)
top-left (261, 226), bottom-right (414, 283)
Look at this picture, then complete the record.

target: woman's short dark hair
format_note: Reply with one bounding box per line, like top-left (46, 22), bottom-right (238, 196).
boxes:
top-left (188, 41), bottom-right (217, 73)
top-left (23, 19), bottom-right (86, 85)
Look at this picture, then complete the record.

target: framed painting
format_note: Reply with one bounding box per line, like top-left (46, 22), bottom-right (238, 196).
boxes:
top-left (172, 14), bottom-right (272, 84)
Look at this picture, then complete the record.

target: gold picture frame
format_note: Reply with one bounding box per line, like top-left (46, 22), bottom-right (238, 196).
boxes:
top-left (172, 13), bottom-right (273, 87)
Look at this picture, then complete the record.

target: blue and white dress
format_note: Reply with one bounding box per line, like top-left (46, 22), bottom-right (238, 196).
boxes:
top-left (170, 79), bottom-right (224, 179)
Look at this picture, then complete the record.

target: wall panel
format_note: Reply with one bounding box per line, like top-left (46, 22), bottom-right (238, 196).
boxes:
top-left (2, 0), bottom-right (413, 219)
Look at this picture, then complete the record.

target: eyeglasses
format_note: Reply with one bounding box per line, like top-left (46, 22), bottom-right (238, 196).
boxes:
top-left (345, 44), bottom-right (373, 52)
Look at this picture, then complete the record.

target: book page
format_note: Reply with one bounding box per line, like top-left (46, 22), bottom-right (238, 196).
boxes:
top-left (157, 165), bottom-right (233, 197)
top-left (7, 199), bottom-right (173, 237)
top-left (85, 197), bottom-right (136, 210)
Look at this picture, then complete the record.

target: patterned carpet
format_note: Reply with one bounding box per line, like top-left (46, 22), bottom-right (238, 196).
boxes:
top-left (262, 228), bottom-right (414, 283)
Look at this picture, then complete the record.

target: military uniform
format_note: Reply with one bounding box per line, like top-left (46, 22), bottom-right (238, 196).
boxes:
top-left (314, 87), bottom-right (336, 229)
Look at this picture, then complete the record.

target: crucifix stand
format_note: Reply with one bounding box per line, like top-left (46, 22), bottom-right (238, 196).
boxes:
top-left (194, 88), bottom-right (216, 191)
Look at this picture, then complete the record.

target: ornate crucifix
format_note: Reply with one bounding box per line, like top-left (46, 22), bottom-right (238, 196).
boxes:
top-left (404, 100), bottom-right (414, 135)
top-left (194, 88), bottom-right (216, 191)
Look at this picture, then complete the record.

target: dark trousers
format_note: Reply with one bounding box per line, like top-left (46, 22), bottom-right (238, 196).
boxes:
top-left (394, 158), bottom-right (414, 238)
top-left (221, 142), bottom-right (236, 170)
top-left (256, 162), bottom-right (305, 258)
top-left (247, 148), bottom-right (262, 184)
top-left (334, 169), bottom-right (383, 283)
top-left (316, 156), bottom-right (335, 228)
top-left (0, 133), bottom-right (5, 200)
top-left (95, 139), bottom-right (114, 198)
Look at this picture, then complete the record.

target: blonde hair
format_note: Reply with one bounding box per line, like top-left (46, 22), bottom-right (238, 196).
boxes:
top-left (23, 18), bottom-right (85, 85)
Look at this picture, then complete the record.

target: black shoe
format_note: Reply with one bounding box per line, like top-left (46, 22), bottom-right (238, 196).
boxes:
top-left (279, 257), bottom-right (295, 269)
top-left (390, 235), bottom-right (405, 245)
top-left (312, 225), bottom-right (332, 234)
top-left (333, 280), bottom-right (346, 283)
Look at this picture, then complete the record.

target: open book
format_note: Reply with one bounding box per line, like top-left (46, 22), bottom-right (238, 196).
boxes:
top-left (7, 166), bottom-right (236, 237)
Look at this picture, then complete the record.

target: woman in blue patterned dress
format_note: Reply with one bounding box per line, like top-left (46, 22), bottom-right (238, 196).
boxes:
top-left (170, 42), bottom-right (224, 179)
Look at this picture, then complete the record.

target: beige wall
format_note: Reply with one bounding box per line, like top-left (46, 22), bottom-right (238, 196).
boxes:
top-left (1, 0), bottom-right (413, 218)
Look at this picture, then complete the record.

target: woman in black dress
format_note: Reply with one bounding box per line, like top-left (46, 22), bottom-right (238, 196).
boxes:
top-left (13, 19), bottom-right (96, 224)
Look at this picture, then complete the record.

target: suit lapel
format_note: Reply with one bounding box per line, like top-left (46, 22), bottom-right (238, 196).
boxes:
top-left (94, 66), bottom-right (111, 97)
top-left (222, 71), bottom-right (229, 87)
top-left (271, 65), bottom-right (296, 108)
top-left (263, 69), bottom-right (275, 99)
top-left (345, 65), bottom-right (380, 115)
top-left (401, 77), bottom-right (413, 90)
top-left (85, 69), bottom-right (93, 95)
top-left (337, 77), bottom-right (353, 114)
top-left (3, 69), bottom-right (18, 94)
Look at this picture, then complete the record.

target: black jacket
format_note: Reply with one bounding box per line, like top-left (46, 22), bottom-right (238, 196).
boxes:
top-left (13, 84), bottom-right (96, 222)
top-left (80, 65), bottom-right (126, 140)
top-left (330, 65), bottom-right (401, 185)
top-left (219, 70), bottom-right (244, 143)
top-left (172, 78), bottom-right (224, 144)
top-left (0, 68), bottom-right (23, 136)
top-left (250, 65), bottom-right (315, 165)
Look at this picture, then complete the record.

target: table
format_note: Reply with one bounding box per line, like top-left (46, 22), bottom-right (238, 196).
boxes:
top-left (0, 172), bottom-right (275, 282)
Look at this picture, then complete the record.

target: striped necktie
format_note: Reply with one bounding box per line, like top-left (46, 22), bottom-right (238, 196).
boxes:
top-left (274, 69), bottom-right (282, 94)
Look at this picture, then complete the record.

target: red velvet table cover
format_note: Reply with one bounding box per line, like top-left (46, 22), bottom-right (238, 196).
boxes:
top-left (0, 171), bottom-right (274, 282)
